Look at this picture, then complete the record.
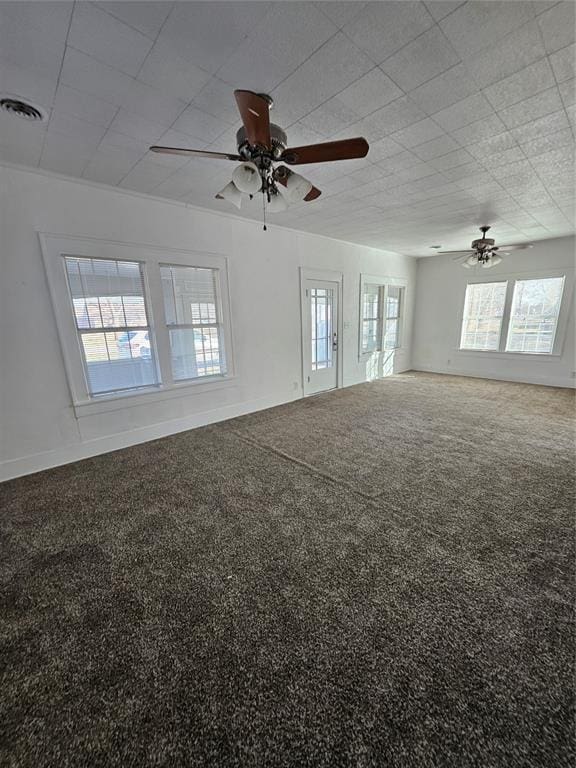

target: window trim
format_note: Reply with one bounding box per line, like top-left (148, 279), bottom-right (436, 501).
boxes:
top-left (358, 273), bottom-right (407, 360)
top-left (40, 234), bottom-right (236, 417)
top-left (459, 279), bottom-right (508, 353)
top-left (456, 267), bottom-right (573, 359)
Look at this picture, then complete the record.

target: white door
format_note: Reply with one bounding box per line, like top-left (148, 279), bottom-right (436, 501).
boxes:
top-left (303, 280), bottom-right (339, 395)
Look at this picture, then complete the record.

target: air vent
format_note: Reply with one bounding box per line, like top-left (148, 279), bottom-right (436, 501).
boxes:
top-left (0, 97), bottom-right (46, 122)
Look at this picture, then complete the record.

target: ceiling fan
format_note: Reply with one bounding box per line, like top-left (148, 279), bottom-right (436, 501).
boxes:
top-left (439, 226), bottom-right (533, 269)
top-left (150, 90), bottom-right (369, 228)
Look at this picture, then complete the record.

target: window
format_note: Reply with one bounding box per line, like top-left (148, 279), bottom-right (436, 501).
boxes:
top-left (361, 284), bottom-right (381, 353)
top-left (384, 285), bottom-right (402, 350)
top-left (41, 236), bottom-right (234, 412)
top-left (460, 281), bottom-right (507, 351)
top-left (506, 277), bottom-right (565, 354)
top-left (64, 256), bottom-right (159, 395)
top-left (160, 265), bottom-right (225, 380)
top-left (360, 278), bottom-right (405, 356)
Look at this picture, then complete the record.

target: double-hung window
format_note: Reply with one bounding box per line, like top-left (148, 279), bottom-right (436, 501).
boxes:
top-left (360, 277), bottom-right (406, 356)
top-left (64, 256), bottom-right (159, 396)
top-left (41, 236), bottom-right (234, 414)
top-left (459, 276), bottom-right (566, 355)
top-left (160, 265), bottom-right (225, 380)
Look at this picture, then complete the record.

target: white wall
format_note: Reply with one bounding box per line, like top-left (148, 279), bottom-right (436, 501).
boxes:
top-left (412, 236), bottom-right (575, 388)
top-left (0, 165), bottom-right (416, 481)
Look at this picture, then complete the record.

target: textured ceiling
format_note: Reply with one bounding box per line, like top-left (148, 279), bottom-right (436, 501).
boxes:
top-left (0, 1), bottom-right (574, 255)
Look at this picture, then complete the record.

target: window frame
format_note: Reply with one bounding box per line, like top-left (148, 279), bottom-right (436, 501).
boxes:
top-left (459, 279), bottom-right (508, 353)
top-left (358, 274), bottom-right (407, 360)
top-left (40, 235), bottom-right (235, 417)
top-left (457, 267), bottom-right (572, 359)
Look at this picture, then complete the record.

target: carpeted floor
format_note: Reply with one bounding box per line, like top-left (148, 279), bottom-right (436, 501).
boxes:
top-left (1, 372), bottom-right (574, 767)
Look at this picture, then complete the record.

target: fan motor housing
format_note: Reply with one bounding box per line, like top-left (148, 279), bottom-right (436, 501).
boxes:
top-left (472, 237), bottom-right (495, 250)
top-left (236, 123), bottom-right (287, 158)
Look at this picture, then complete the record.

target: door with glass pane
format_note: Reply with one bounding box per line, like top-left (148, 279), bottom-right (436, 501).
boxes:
top-left (303, 280), bottom-right (339, 395)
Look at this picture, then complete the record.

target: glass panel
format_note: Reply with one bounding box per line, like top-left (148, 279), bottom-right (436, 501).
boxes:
top-left (64, 256), bottom-right (158, 396)
top-left (506, 277), bottom-right (564, 354)
top-left (80, 331), bottom-right (156, 395)
top-left (311, 287), bottom-right (333, 371)
top-left (169, 328), bottom-right (223, 380)
top-left (161, 265), bottom-right (217, 326)
top-left (460, 282), bottom-right (507, 351)
top-left (362, 284), bottom-right (381, 352)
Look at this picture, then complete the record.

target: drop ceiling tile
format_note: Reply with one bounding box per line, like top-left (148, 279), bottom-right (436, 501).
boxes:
top-left (47, 112), bottom-right (108, 145)
top-left (424, 2), bottom-right (466, 22)
top-left (559, 79), bottom-right (575, 108)
top-left (484, 58), bottom-right (555, 111)
top-left (0, 1), bottom-right (73, 45)
top-left (68, 3), bottom-right (154, 77)
top-left (530, 144), bottom-right (575, 174)
top-left (377, 149), bottom-right (424, 174)
top-left (109, 109), bottom-right (171, 144)
top-left (0, 112), bottom-right (46, 151)
top-left (315, 2), bottom-right (366, 29)
top-left (343, 1), bottom-right (435, 62)
top-left (0, 58), bottom-right (58, 110)
top-left (451, 114), bottom-right (508, 145)
top-left (480, 146), bottom-right (527, 169)
top-left (521, 127), bottom-right (574, 157)
top-left (439, 1), bottom-right (536, 59)
top-left (157, 2), bottom-right (268, 75)
top-left (82, 145), bottom-right (143, 186)
top-left (119, 157), bottom-right (178, 193)
top-left (429, 148), bottom-right (474, 170)
top-left (431, 93), bottom-right (495, 132)
top-left (510, 109), bottom-right (569, 143)
top-left (0, 10), bottom-right (65, 81)
top-left (408, 64), bottom-right (478, 114)
top-left (137, 40), bottom-right (212, 103)
top-left (499, 86), bottom-right (563, 129)
top-left (94, 2), bottom-right (174, 39)
top-left (299, 99), bottom-right (359, 138)
top-left (462, 21), bottom-right (546, 90)
top-left (466, 132), bottom-right (518, 159)
top-left (60, 48), bottom-right (135, 108)
top-left (216, 41), bottom-right (300, 94)
top-left (40, 132), bottom-right (97, 176)
top-left (411, 133), bottom-right (461, 160)
top-left (172, 105), bottom-right (229, 144)
top-left (337, 68), bottom-right (403, 117)
top-left (190, 79), bottom-right (242, 125)
top-left (366, 136), bottom-right (406, 162)
top-left (549, 43), bottom-right (575, 83)
top-left (359, 96), bottom-right (427, 141)
top-left (390, 117), bottom-right (445, 148)
top-left (271, 33), bottom-right (373, 124)
top-left (52, 85), bottom-right (118, 129)
top-left (537, 1), bottom-right (576, 53)
top-left (380, 25), bottom-right (460, 93)
top-left (0, 136), bottom-right (44, 167)
top-left (122, 80), bottom-right (187, 125)
top-left (440, 162), bottom-right (479, 181)
top-left (100, 129), bottom-right (150, 155)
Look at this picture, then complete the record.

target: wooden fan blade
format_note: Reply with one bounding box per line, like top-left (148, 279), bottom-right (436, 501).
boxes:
top-left (150, 146), bottom-right (241, 160)
top-left (498, 243), bottom-right (533, 251)
top-left (234, 90), bottom-right (271, 149)
top-left (304, 186), bottom-right (322, 202)
top-left (281, 137), bottom-right (369, 165)
top-left (439, 249), bottom-right (474, 255)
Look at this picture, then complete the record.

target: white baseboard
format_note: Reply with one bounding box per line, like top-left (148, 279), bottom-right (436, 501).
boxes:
top-left (0, 390), bottom-right (300, 483)
top-left (411, 363), bottom-right (576, 389)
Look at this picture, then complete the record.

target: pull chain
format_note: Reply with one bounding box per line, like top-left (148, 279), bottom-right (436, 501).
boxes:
top-left (262, 191), bottom-right (267, 231)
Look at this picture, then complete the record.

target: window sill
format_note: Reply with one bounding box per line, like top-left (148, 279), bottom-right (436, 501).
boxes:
top-left (72, 374), bottom-right (237, 418)
top-left (456, 348), bottom-right (562, 360)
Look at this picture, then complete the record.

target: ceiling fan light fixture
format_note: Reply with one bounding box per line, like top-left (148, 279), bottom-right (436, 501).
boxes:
top-left (465, 254), bottom-right (478, 266)
top-left (232, 161), bottom-right (262, 194)
top-left (268, 189), bottom-right (289, 213)
top-left (491, 254), bottom-right (503, 266)
top-left (285, 171), bottom-right (313, 203)
top-left (216, 181), bottom-right (243, 210)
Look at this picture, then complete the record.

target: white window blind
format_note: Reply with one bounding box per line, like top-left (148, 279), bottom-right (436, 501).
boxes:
top-left (460, 281), bottom-right (507, 351)
top-left (361, 283), bottom-right (381, 353)
top-left (384, 286), bottom-right (402, 350)
top-left (160, 265), bottom-right (225, 380)
top-left (506, 277), bottom-right (565, 354)
top-left (64, 256), bottom-right (159, 395)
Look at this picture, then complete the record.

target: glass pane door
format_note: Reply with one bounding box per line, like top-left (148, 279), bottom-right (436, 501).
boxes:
top-left (311, 287), bottom-right (334, 370)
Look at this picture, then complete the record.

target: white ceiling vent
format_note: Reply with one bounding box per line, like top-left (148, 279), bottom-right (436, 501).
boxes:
top-left (0, 96), bottom-right (46, 122)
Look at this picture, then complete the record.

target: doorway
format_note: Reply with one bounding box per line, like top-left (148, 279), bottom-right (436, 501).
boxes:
top-left (301, 275), bottom-right (341, 396)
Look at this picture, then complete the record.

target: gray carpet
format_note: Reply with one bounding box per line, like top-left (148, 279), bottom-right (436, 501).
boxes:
top-left (1, 372), bottom-right (574, 767)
